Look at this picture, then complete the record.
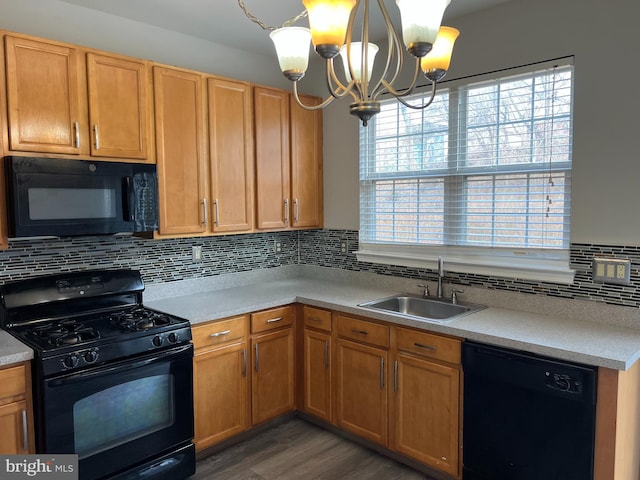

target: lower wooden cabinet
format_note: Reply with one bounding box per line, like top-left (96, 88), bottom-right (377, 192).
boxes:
top-left (335, 338), bottom-right (389, 446)
top-left (0, 363), bottom-right (33, 454)
top-left (192, 315), bottom-right (249, 451)
top-left (251, 327), bottom-right (295, 425)
top-left (303, 328), bottom-right (332, 422)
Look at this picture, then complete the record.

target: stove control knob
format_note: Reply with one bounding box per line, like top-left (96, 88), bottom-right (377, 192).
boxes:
top-left (84, 350), bottom-right (98, 364)
top-left (152, 335), bottom-right (163, 347)
top-left (63, 354), bottom-right (79, 369)
top-left (168, 332), bottom-right (178, 344)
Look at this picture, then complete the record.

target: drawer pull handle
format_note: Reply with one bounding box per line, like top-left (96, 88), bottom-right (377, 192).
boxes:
top-left (210, 330), bottom-right (231, 338)
top-left (352, 329), bottom-right (368, 335)
top-left (266, 317), bottom-right (283, 324)
top-left (414, 342), bottom-right (437, 351)
top-left (307, 316), bottom-right (322, 322)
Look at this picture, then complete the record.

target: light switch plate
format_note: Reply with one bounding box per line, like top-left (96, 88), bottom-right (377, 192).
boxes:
top-left (592, 257), bottom-right (631, 285)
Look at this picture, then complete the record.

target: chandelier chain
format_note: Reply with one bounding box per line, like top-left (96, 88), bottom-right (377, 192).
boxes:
top-left (236, 0), bottom-right (307, 31)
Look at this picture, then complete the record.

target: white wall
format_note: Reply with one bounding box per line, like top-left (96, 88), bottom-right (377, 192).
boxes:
top-left (322, 0), bottom-right (640, 246)
top-left (3, 0), bottom-right (640, 245)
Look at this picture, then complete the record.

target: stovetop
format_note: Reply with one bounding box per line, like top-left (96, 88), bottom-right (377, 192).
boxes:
top-left (11, 305), bottom-right (187, 353)
top-left (0, 269), bottom-right (192, 377)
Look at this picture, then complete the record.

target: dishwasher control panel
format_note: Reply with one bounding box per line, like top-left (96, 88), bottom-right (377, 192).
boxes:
top-left (545, 371), bottom-right (583, 393)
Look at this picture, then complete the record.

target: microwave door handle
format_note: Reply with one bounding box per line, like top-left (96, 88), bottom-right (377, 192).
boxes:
top-left (123, 176), bottom-right (135, 222)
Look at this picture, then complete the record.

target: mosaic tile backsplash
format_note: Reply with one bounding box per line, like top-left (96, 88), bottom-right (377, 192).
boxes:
top-left (0, 229), bottom-right (638, 309)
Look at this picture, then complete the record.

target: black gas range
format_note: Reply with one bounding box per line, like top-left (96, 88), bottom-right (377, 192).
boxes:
top-left (0, 269), bottom-right (195, 480)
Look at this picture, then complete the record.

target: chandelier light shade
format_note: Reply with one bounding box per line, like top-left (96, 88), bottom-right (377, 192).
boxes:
top-left (395, 0), bottom-right (452, 57)
top-left (340, 42), bottom-right (379, 82)
top-left (269, 27), bottom-right (312, 81)
top-left (238, 0), bottom-right (459, 126)
top-left (421, 26), bottom-right (460, 82)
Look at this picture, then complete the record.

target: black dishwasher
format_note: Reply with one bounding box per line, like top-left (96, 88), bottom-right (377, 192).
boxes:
top-left (462, 341), bottom-right (597, 480)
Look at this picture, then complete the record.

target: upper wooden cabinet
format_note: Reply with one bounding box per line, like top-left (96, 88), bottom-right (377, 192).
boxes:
top-left (254, 87), bottom-right (323, 231)
top-left (290, 95), bottom-right (323, 229)
top-left (86, 53), bottom-right (149, 159)
top-left (153, 66), bottom-right (207, 235)
top-left (207, 77), bottom-right (254, 233)
top-left (3, 33), bottom-right (150, 161)
top-left (254, 86), bottom-right (291, 230)
top-left (4, 35), bottom-right (84, 155)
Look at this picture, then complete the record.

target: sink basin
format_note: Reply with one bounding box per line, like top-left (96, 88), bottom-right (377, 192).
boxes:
top-left (358, 293), bottom-right (485, 324)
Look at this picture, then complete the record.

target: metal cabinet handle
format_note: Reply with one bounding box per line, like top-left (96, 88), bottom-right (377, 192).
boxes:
top-left (324, 340), bottom-right (329, 369)
top-left (74, 121), bottom-right (80, 148)
top-left (394, 360), bottom-right (398, 393)
top-left (284, 198), bottom-right (289, 224)
top-left (294, 198), bottom-right (299, 224)
top-left (266, 317), bottom-right (283, 324)
top-left (255, 343), bottom-right (259, 372)
top-left (202, 198), bottom-right (208, 226)
top-left (213, 199), bottom-right (219, 227)
top-left (414, 342), bottom-right (437, 351)
top-left (242, 348), bottom-right (247, 378)
top-left (93, 124), bottom-right (100, 149)
top-left (210, 330), bottom-right (231, 338)
top-left (351, 329), bottom-right (368, 336)
top-left (22, 409), bottom-right (28, 452)
top-left (380, 357), bottom-right (385, 389)
top-left (307, 316), bottom-right (322, 323)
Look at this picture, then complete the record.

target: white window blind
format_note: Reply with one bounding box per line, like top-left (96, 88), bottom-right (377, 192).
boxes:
top-left (357, 60), bottom-right (575, 283)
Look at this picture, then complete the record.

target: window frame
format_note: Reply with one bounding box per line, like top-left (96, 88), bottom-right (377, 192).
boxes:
top-left (355, 58), bottom-right (575, 284)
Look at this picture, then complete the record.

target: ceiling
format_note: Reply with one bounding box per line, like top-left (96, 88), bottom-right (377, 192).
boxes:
top-left (59, 0), bottom-right (512, 57)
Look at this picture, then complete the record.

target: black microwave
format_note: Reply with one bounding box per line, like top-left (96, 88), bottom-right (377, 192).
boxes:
top-left (5, 156), bottom-right (159, 238)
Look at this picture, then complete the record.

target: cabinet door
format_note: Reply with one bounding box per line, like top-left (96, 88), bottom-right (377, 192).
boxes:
top-left (208, 77), bottom-right (254, 233)
top-left (251, 328), bottom-right (295, 425)
top-left (254, 87), bottom-right (290, 230)
top-left (390, 354), bottom-right (460, 476)
top-left (87, 53), bottom-right (149, 160)
top-left (0, 400), bottom-right (29, 454)
top-left (193, 342), bottom-right (249, 451)
top-left (5, 35), bottom-right (85, 154)
top-left (290, 95), bottom-right (323, 229)
top-left (153, 66), bottom-right (207, 235)
top-left (335, 339), bottom-right (388, 446)
top-left (303, 329), bottom-right (331, 422)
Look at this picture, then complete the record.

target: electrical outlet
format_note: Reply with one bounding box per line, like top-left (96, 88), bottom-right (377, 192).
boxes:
top-left (340, 239), bottom-right (348, 254)
top-left (192, 245), bottom-right (203, 263)
top-left (593, 257), bottom-right (631, 285)
top-left (275, 241), bottom-right (282, 253)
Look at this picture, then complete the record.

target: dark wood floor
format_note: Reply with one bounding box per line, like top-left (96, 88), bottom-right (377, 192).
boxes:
top-left (192, 418), bottom-right (429, 480)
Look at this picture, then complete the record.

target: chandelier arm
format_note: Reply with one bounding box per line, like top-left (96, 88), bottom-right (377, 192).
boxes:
top-left (370, 0), bottom-right (404, 100)
top-left (292, 82), bottom-right (336, 110)
top-left (342, 4), bottom-right (365, 102)
top-left (381, 58), bottom-right (422, 99)
top-left (392, 80), bottom-right (438, 110)
top-left (326, 58), bottom-right (359, 101)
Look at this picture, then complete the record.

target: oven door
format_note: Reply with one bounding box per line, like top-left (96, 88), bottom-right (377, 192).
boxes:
top-left (41, 344), bottom-right (194, 480)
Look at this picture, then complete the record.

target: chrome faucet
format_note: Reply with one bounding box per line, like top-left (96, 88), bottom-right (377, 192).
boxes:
top-left (437, 256), bottom-right (444, 298)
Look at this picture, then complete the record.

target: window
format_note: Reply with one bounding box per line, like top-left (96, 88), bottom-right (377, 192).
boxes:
top-left (357, 59), bottom-right (575, 283)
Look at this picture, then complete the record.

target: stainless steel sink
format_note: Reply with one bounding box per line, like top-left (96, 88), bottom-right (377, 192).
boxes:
top-left (358, 293), bottom-right (485, 324)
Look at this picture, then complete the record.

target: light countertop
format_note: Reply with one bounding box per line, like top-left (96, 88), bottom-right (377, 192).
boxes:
top-left (145, 268), bottom-right (640, 371)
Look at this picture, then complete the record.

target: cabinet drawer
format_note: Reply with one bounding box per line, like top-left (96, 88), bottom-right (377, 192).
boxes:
top-left (303, 306), bottom-right (331, 332)
top-left (0, 364), bottom-right (26, 402)
top-left (192, 315), bottom-right (247, 351)
top-left (336, 314), bottom-right (389, 349)
top-left (251, 305), bottom-right (295, 334)
top-left (395, 327), bottom-right (461, 364)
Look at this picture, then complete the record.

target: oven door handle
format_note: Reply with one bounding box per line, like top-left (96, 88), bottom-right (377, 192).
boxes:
top-left (47, 344), bottom-right (193, 387)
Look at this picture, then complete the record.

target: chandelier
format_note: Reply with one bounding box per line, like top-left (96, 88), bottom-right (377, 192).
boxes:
top-left (238, 0), bottom-right (459, 126)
